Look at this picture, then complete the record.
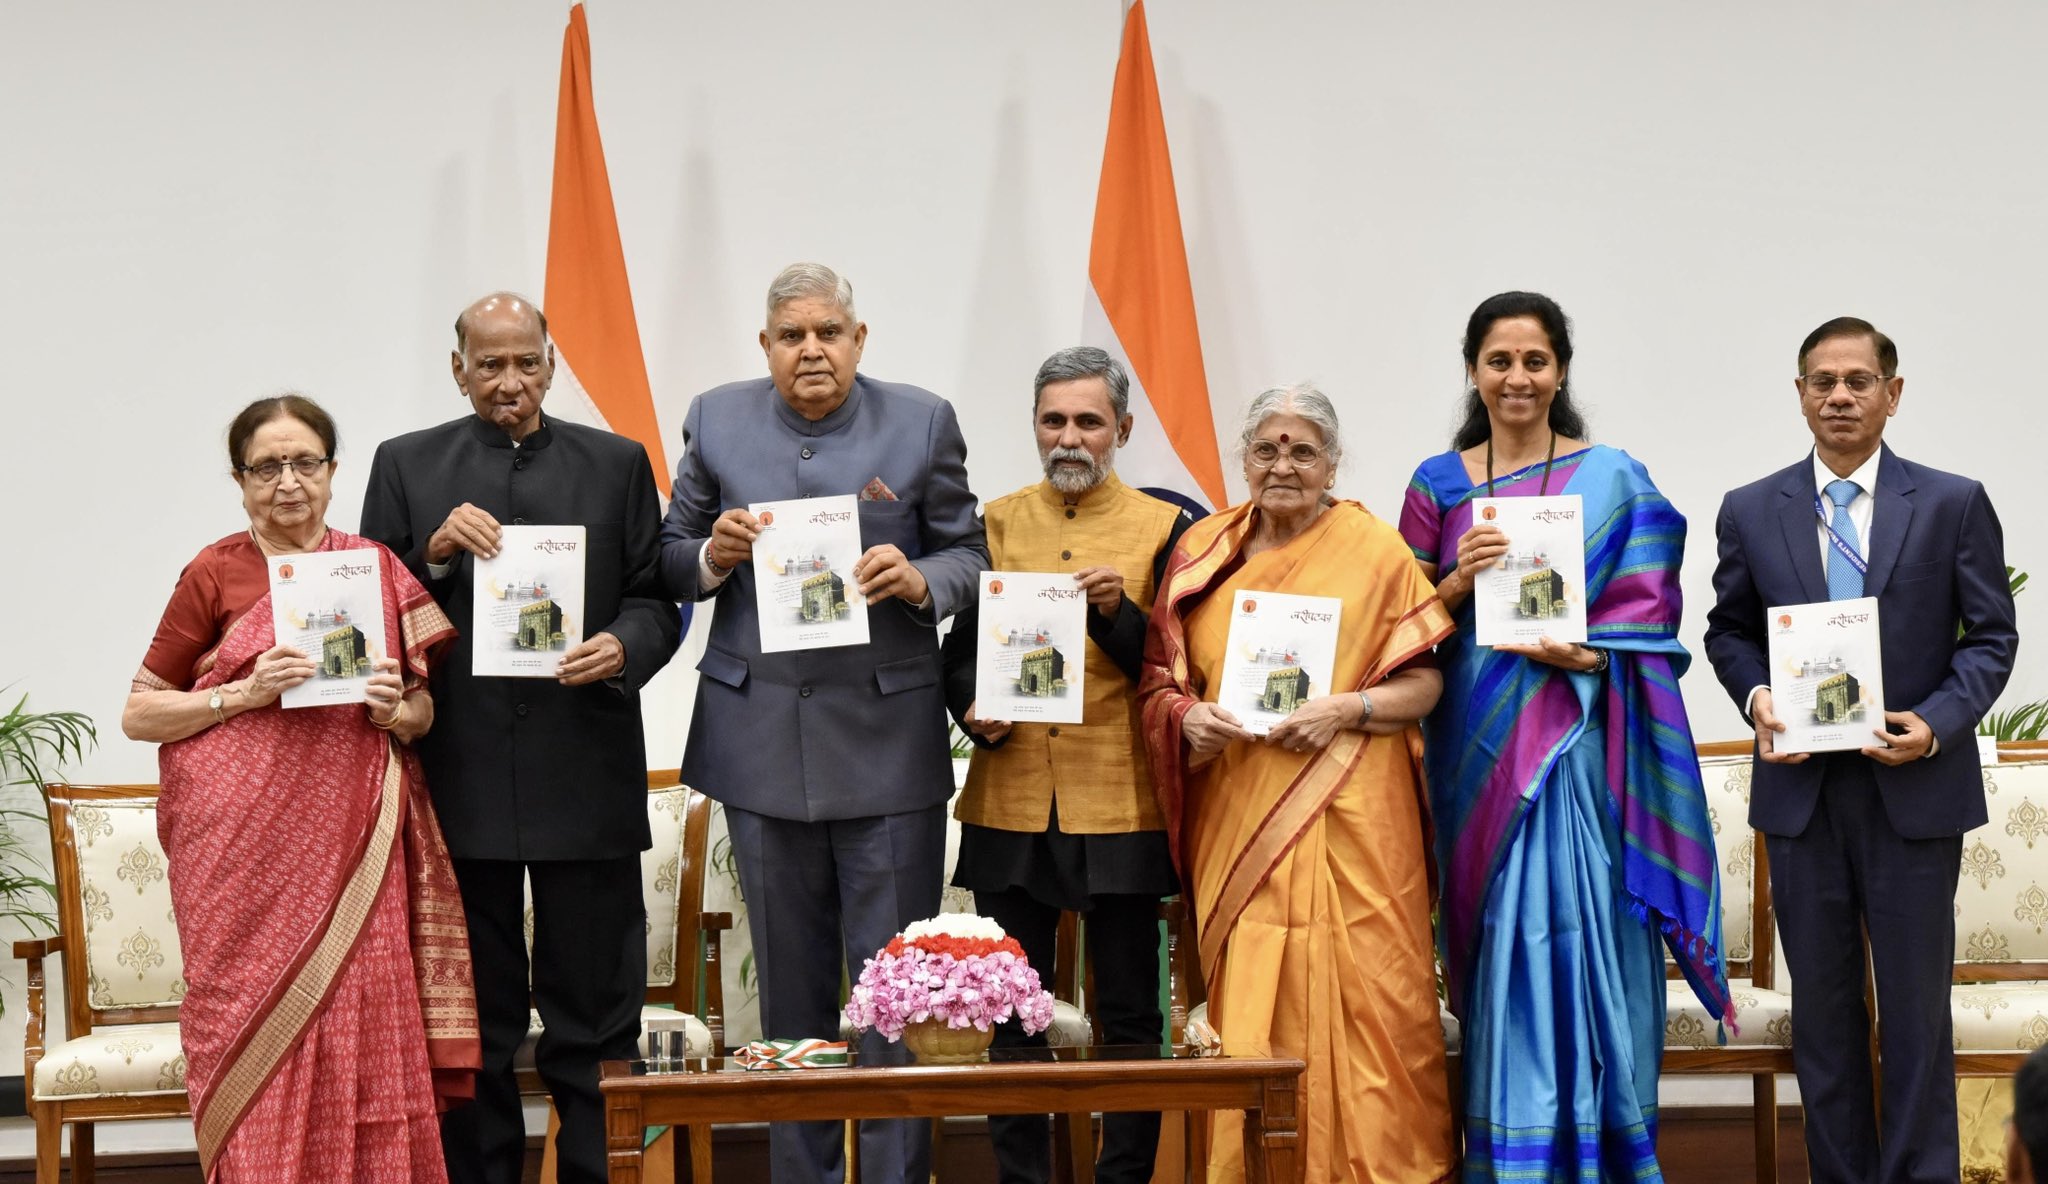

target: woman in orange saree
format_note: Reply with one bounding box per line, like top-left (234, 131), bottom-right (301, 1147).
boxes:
top-left (1141, 385), bottom-right (1456, 1183)
top-left (123, 396), bottom-right (479, 1182)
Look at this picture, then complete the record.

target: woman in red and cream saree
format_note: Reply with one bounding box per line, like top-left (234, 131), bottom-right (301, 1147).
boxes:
top-left (123, 398), bottom-right (477, 1182)
top-left (1140, 391), bottom-right (1456, 1183)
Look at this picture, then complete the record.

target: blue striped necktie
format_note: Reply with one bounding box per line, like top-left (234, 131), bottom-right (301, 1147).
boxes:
top-left (1825, 478), bottom-right (1864, 600)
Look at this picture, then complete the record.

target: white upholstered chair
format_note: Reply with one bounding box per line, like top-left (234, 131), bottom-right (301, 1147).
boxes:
top-left (18, 783), bottom-right (190, 1184)
top-left (1660, 747), bottom-right (1797, 1184)
top-left (20, 776), bottom-right (728, 1184)
top-left (1949, 745), bottom-right (2048, 1075)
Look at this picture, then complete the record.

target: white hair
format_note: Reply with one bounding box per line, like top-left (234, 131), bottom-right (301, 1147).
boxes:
top-left (1238, 381), bottom-right (1343, 465)
top-left (765, 262), bottom-right (857, 323)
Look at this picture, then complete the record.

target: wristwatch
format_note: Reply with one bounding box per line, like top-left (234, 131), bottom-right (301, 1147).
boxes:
top-left (208, 689), bottom-right (226, 725)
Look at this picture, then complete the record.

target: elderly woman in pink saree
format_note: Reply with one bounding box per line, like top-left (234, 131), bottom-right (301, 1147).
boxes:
top-left (123, 395), bottom-right (478, 1182)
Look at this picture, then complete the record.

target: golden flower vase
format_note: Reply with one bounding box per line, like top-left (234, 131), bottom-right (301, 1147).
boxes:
top-left (900, 1019), bottom-right (993, 1064)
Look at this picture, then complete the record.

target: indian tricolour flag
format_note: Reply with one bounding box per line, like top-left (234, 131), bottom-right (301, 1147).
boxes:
top-left (544, 4), bottom-right (668, 496)
top-left (1081, 0), bottom-right (1226, 515)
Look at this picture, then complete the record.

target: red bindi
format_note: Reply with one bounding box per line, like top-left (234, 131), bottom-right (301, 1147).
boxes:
top-left (1278, 433), bottom-right (1291, 443)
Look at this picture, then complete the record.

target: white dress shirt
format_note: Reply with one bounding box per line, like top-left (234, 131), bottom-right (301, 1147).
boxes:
top-left (1811, 448), bottom-right (1881, 575)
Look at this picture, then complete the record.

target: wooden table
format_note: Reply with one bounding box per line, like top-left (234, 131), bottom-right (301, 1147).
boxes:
top-left (600, 1044), bottom-right (1305, 1183)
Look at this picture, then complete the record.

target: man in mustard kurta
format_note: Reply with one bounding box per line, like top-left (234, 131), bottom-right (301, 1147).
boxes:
top-left (940, 346), bottom-right (1192, 1184)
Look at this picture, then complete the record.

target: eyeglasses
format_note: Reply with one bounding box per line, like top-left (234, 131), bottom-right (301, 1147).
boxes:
top-left (1798, 372), bottom-right (1893, 396)
top-left (1247, 440), bottom-right (1327, 469)
top-left (238, 456), bottom-right (333, 483)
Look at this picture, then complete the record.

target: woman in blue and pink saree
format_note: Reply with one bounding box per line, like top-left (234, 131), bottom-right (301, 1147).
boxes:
top-left (1398, 293), bottom-right (1728, 1182)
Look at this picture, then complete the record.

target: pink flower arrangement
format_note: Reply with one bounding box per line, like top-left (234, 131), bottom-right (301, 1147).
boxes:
top-left (842, 914), bottom-right (1056, 1041)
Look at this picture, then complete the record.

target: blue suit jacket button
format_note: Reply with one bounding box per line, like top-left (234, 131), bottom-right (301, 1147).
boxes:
top-left (799, 685), bottom-right (813, 698)
top-left (801, 447), bottom-right (814, 460)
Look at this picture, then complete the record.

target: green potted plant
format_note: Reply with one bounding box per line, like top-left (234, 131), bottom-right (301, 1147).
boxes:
top-left (0, 693), bottom-right (96, 1013)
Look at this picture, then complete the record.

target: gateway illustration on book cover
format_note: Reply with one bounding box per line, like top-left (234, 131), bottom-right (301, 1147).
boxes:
top-left (1767, 597), bottom-right (1886, 754)
top-left (751, 495), bottom-right (871, 653)
top-left (1219, 591), bottom-right (1341, 736)
top-left (975, 573), bottom-right (1088, 723)
top-left (474, 526), bottom-right (586, 676)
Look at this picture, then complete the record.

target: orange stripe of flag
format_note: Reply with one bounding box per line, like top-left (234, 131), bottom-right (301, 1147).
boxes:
top-left (1086, 0), bottom-right (1226, 509)
top-left (545, 3), bottom-right (668, 490)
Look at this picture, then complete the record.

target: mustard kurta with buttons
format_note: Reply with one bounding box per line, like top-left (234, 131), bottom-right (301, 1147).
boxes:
top-left (957, 473), bottom-right (1182, 834)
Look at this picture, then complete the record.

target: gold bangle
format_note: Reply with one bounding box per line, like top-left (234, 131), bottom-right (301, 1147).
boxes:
top-left (369, 702), bottom-right (403, 731)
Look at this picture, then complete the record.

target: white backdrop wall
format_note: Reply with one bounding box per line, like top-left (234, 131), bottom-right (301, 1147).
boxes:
top-left (2, 0), bottom-right (2043, 1059)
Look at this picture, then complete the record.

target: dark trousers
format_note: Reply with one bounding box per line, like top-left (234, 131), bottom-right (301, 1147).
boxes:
top-left (978, 887), bottom-right (1165, 1184)
top-left (727, 803), bottom-right (947, 1184)
top-left (441, 856), bottom-right (647, 1184)
top-left (1766, 757), bottom-right (1964, 1184)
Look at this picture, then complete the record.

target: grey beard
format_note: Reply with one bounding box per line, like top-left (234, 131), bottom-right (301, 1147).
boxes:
top-left (1042, 447), bottom-right (1108, 494)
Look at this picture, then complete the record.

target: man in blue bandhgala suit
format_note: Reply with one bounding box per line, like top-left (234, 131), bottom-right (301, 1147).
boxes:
top-left (1705, 316), bottom-right (2018, 1184)
top-left (658, 262), bottom-right (987, 1184)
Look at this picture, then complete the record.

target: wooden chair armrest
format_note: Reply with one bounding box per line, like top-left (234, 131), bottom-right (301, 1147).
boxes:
top-left (1158, 897), bottom-right (1191, 1044)
top-left (16, 934), bottom-right (57, 1106)
top-left (697, 916), bottom-right (727, 1053)
top-left (13, 934), bottom-right (63, 961)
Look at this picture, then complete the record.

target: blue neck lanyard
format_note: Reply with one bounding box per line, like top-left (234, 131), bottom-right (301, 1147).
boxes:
top-left (1813, 492), bottom-right (1868, 576)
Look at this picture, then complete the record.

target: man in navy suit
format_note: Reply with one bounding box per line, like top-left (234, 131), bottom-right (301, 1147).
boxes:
top-left (659, 263), bottom-right (987, 1184)
top-left (1705, 317), bottom-right (2018, 1183)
